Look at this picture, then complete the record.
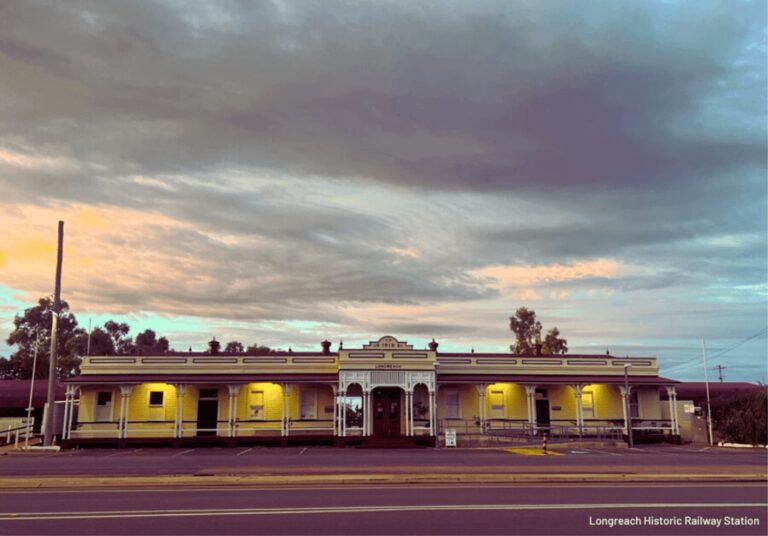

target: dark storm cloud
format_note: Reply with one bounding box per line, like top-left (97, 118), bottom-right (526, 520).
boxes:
top-left (0, 0), bottom-right (764, 192)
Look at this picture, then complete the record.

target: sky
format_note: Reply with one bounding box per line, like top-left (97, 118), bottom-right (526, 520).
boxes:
top-left (0, 0), bottom-right (765, 381)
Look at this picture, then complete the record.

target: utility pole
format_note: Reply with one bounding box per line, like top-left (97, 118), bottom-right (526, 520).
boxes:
top-left (702, 340), bottom-right (714, 446)
top-left (715, 364), bottom-right (726, 383)
top-left (86, 318), bottom-right (92, 357)
top-left (44, 221), bottom-right (64, 446)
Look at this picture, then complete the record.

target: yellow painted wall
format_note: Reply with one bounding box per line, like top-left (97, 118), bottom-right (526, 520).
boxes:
top-left (584, 384), bottom-right (624, 421)
top-left (547, 385), bottom-right (578, 423)
top-left (485, 383), bottom-right (528, 420)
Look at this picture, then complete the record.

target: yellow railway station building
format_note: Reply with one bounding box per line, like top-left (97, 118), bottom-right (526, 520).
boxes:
top-left (61, 336), bottom-right (681, 448)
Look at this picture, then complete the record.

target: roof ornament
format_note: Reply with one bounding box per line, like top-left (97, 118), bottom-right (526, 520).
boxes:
top-left (339, 339), bottom-right (344, 350)
top-left (428, 338), bottom-right (439, 351)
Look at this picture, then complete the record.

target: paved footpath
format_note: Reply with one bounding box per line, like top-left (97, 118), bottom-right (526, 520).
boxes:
top-left (0, 445), bottom-right (765, 489)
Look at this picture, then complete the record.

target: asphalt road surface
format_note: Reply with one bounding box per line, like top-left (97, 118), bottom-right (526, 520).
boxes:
top-left (1, 482), bottom-right (765, 535)
top-left (1, 445), bottom-right (766, 476)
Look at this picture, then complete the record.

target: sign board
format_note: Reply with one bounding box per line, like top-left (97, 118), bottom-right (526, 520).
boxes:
top-left (445, 428), bottom-right (457, 448)
top-left (684, 403), bottom-right (695, 414)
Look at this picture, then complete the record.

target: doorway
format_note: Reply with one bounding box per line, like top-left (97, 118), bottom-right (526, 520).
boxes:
top-left (535, 388), bottom-right (550, 427)
top-left (372, 387), bottom-right (401, 438)
top-left (196, 388), bottom-right (219, 436)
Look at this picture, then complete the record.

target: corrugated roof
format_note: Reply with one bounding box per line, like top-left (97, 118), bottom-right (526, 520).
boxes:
top-left (0, 380), bottom-right (66, 408)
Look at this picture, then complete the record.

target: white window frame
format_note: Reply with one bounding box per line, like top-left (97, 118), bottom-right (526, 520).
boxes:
top-left (582, 391), bottom-right (595, 419)
top-left (299, 389), bottom-right (316, 420)
top-left (148, 391), bottom-right (164, 408)
top-left (444, 388), bottom-right (461, 419)
top-left (249, 390), bottom-right (265, 420)
top-left (489, 389), bottom-right (505, 418)
top-left (94, 390), bottom-right (113, 422)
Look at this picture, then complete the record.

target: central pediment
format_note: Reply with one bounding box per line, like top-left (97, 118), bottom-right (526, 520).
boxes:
top-left (362, 336), bottom-right (413, 350)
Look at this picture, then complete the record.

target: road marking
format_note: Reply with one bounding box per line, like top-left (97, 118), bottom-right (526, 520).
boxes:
top-left (504, 447), bottom-right (562, 456)
top-left (0, 482), bottom-right (763, 495)
top-left (299, 448), bottom-right (308, 455)
top-left (2, 503), bottom-right (764, 521)
top-left (103, 449), bottom-right (141, 458)
top-left (235, 448), bottom-right (252, 457)
top-left (580, 448), bottom-right (622, 456)
top-left (699, 447), bottom-right (711, 452)
top-left (171, 449), bottom-right (194, 457)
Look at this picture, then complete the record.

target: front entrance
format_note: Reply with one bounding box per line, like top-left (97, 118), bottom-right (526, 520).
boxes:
top-left (196, 388), bottom-right (219, 436)
top-left (372, 388), bottom-right (401, 437)
top-left (535, 388), bottom-right (551, 427)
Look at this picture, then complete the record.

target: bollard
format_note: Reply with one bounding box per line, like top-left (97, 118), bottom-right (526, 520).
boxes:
top-left (542, 434), bottom-right (548, 453)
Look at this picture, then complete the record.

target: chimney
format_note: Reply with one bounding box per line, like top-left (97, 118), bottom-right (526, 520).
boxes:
top-left (208, 337), bottom-right (220, 355)
top-left (321, 340), bottom-right (332, 355)
top-left (428, 338), bottom-right (439, 351)
top-left (535, 343), bottom-right (542, 356)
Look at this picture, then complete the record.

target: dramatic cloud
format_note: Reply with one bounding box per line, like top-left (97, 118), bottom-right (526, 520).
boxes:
top-left (0, 1), bottom-right (765, 380)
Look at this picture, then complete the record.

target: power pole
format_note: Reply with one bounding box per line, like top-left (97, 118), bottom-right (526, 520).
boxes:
top-left (702, 340), bottom-right (714, 447)
top-left (715, 364), bottom-right (726, 383)
top-left (44, 221), bottom-right (64, 446)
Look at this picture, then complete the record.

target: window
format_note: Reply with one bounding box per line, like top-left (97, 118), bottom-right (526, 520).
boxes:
top-left (444, 389), bottom-right (460, 419)
top-left (490, 390), bottom-right (505, 418)
top-left (95, 391), bottom-right (112, 422)
top-left (249, 390), bottom-right (265, 420)
top-left (582, 391), bottom-right (595, 419)
top-left (97, 391), bottom-right (112, 406)
top-left (149, 391), bottom-right (164, 407)
top-left (299, 389), bottom-right (316, 420)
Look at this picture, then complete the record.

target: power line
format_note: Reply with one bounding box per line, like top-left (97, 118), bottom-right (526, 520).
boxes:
top-left (663, 328), bottom-right (767, 374)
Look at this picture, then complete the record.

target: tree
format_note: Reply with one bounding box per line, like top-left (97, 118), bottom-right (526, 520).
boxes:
top-left (713, 386), bottom-right (767, 446)
top-left (542, 327), bottom-right (568, 355)
top-left (246, 343), bottom-right (272, 354)
top-left (5, 297), bottom-right (82, 379)
top-left (509, 307), bottom-right (538, 355)
top-left (134, 329), bottom-right (170, 354)
top-left (104, 320), bottom-right (132, 355)
top-left (225, 341), bottom-right (244, 353)
top-left (509, 306), bottom-right (568, 355)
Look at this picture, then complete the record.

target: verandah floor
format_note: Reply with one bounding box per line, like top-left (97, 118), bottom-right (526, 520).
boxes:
top-left (61, 435), bottom-right (435, 449)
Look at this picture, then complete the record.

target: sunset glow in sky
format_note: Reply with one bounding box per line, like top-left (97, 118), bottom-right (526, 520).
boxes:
top-left (1, 1), bottom-right (766, 381)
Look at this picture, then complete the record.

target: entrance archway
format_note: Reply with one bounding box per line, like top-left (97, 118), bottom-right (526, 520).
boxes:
top-left (372, 387), bottom-right (402, 437)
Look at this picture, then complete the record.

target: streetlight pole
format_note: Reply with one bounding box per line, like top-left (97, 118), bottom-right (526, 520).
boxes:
top-left (624, 363), bottom-right (634, 448)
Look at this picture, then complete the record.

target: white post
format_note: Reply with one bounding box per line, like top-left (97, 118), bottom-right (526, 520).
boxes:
top-left (666, 386), bottom-right (679, 436)
top-left (428, 389), bottom-right (436, 436)
top-left (404, 390), bottom-right (410, 436)
top-left (475, 384), bottom-right (487, 433)
top-left (524, 385), bottom-right (537, 432)
top-left (61, 385), bottom-right (70, 440)
top-left (340, 390), bottom-right (346, 437)
top-left (281, 384), bottom-right (291, 437)
top-left (619, 386), bottom-right (630, 435)
top-left (119, 385), bottom-right (133, 439)
top-left (66, 386), bottom-right (77, 440)
top-left (573, 385), bottom-right (584, 432)
top-left (227, 385), bottom-right (240, 438)
top-left (173, 384), bottom-right (186, 438)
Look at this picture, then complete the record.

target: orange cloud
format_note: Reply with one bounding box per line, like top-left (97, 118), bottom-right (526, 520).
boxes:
top-left (470, 258), bottom-right (622, 289)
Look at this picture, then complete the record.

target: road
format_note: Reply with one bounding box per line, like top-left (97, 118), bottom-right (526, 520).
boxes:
top-left (1, 482), bottom-right (765, 535)
top-left (1, 445), bottom-right (765, 476)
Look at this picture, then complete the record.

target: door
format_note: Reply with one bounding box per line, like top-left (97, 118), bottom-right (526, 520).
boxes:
top-left (372, 388), bottom-right (401, 437)
top-left (535, 399), bottom-right (550, 427)
top-left (196, 393), bottom-right (219, 437)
